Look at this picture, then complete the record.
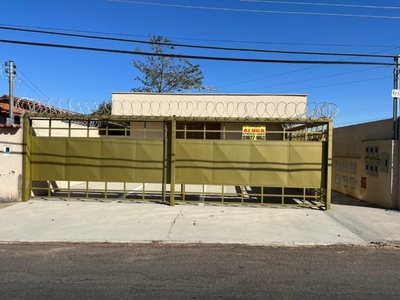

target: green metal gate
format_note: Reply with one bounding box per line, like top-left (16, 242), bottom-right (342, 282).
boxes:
top-left (23, 115), bottom-right (332, 209)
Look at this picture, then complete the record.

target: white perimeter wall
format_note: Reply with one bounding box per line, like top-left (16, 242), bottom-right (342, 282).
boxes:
top-left (112, 93), bottom-right (307, 118)
top-left (0, 127), bottom-right (23, 202)
top-left (332, 119), bottom-right (399, 209)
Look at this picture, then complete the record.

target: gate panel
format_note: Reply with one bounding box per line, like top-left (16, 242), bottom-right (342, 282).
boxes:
top-left (134, 139), bottom-right (164, 183)
top-left (213, 142), bottom-right (251, 185)
top-left (66, 138), bottom-right (101, 181)
top-left (31, 137), bottom-right (67, 180)
top-left (176, 140), bottom-right (320, 187)
top-left (175, 140), bottom-right (213, 184)
top-left (31, 137), bottom-right (164, 183)
top-left (250, 141), bottom-right (289, 186)
top-left (100, 138), bottom-right (136, 182)
top-left (288, 142), bottom-right (323, 187)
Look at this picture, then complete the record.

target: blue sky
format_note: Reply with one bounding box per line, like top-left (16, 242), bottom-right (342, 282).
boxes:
top-left (1, 0), bottom-right (400, 127)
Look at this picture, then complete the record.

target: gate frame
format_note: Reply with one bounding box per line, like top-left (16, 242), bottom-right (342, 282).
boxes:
top-left (22, 114), bottom-right (332, 209)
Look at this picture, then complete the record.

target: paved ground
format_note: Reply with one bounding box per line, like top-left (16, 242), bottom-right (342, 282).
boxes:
top-left (0, 191), bottom-right (399, 245)
top-left (2, 244), bottom-right (400, 299)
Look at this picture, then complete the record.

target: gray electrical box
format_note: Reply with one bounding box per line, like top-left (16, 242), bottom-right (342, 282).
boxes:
top-left (342, 176), bottom-right (348, 187)
top-left (349, 163), bottom-right (356, 174)
top-left (380, 152), bottom-right (389, 173)
top-left (365, 146), bottom-right (371, 158)
top-left (364, 145), bottom-right (381, 176)
top-left (349, 177), bottom-right (356, 189)
top-left (373, 146), bottom-right (379, 158)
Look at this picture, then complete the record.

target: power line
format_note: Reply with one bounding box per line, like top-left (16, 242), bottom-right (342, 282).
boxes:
top-left (218, 40), bottom-right (397, 92)
top-left (107, 0), bottom-right (400, 20)
top-left (0, 38), bottom-right (395, 66)
top-left (17, 69), bottom-right (48, 98)
top-left (2, 23), bottom-right (399, 50)
top-left (240, 0), bottom-right (400, 10)
top-left (273, 75), bottom-right (392, 94)
top-left (224, 66), bottom-right (386, 91)
top-left (0, 25), bottom-right (395, 59)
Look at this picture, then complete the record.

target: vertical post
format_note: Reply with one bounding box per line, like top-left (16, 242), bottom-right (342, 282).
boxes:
top-left (6, 61), bottom-right (16, 125)
top-left (22, 116), bottom-right (31, 201)
top-left (162, 120), bottom-right (168, 202)
top-left (170, 117), bottom-right (176, 206)
top-left (394, 56), bottom-right (399, 140)
top-left (325, 120), bottom-right (333, 210)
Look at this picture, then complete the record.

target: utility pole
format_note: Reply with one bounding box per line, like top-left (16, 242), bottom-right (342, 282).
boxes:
top-left (393, 56), bottom-right (400, 139)
top-left (5, 61), bottom-right (16, 125)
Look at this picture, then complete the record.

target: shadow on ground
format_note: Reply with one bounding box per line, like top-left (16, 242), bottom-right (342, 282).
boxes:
top-left (331, 191), bottom-right (380, 208)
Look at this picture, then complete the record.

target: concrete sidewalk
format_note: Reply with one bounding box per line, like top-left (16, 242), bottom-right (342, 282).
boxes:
top-left (0, 191), bottom-right (399, 246)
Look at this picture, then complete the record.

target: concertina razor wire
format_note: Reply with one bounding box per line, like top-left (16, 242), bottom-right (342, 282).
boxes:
top-left (15, 98), bottom-right (339, 120)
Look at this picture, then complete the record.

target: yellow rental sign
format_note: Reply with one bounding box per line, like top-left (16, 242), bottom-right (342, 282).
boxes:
top-left (242, 125), bottom-right (266, 140)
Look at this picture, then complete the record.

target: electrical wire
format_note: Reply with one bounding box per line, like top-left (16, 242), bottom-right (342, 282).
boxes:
top-left (1, 23), bottom-right (396, 97)
top-left (2, 23), bottom-right (399, 50)
top-left (17, 69), bottom-right (48, 98)
top-left (240, 0), bottom-right (400, 10)
top-left (107, 0), bottom-right (400, 20)
top-left (272, 75), bottom-right (392, 94)
top-left (0, 25), bottom-right (395, 59)
top-left (223, 65), bottom-right (386, 91)
top-left (0, 38), bottom-right (395, 66)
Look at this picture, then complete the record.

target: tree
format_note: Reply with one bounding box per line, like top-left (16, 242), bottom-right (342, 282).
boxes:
top-left (131, 35), bottom-right (205, 93)
top-left (92, 100), bottom-right (112, 115)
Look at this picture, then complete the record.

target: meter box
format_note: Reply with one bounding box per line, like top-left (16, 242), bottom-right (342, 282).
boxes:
top-left (380, 152), bottom-right (389, 173)
top-left (364, 145), bottom-right (381, 176)
top-left (373, 146), bottom-right (379, 158)
top-left (365, 158), bottom-right (371, 175)
top-left (342, 176), bottom-right (348, 187)
top-left (349, 177), bottom-right (356, 189)
top-left (365, 146), bottom-right (371, 158)
top-left (349, 163), bottom-right (356, 174)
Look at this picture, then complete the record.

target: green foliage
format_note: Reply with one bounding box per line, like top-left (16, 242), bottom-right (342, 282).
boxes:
top-left (92, 100), bottom-right (112, 115)
top-left (132, 35), bottom-right (205, 93)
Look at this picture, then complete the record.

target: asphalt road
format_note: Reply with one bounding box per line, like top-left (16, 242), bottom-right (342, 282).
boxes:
top-left (0, 243), bottom-right (399, 299)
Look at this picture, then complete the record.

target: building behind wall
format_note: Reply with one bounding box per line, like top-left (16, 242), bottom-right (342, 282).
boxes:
top-left (0, 95), bottom-right (24, 202)
top-left (332, 118), bottom-right (400, 209)
top-left (112, 92), bottom-right (309, 141)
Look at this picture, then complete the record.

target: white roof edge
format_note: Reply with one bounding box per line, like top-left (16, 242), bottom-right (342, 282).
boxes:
top-left (111, 92), bottom-right (307, 97)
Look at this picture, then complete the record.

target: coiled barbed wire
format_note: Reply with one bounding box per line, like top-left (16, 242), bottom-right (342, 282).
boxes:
top-left (112, 100), bottom-right (338, 119)
top-left (15, 98), bottom-right (339, 120)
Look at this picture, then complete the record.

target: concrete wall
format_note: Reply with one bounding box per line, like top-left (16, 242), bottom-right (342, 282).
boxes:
top-left (0, 127), bottom-right (23, 202)
top-left (112, 93), bottom-right (307, 118)
top-left (332, 118), bottom-right (399, 209)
